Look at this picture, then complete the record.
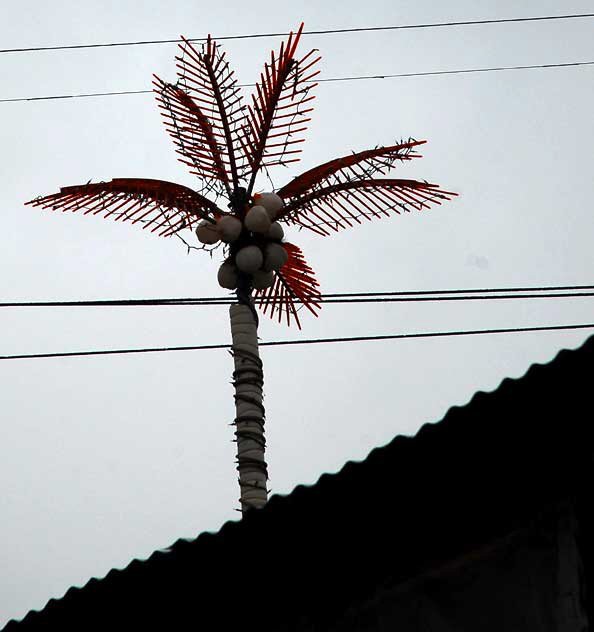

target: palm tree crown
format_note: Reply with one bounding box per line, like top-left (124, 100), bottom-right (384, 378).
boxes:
top-left (27, 23), bottom-right (457, 327)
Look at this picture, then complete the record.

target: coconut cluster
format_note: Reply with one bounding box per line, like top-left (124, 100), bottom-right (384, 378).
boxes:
top-left (195, 192), bottom-right (287, 291)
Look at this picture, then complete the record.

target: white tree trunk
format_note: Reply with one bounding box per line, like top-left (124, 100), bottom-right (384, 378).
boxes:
top-left (229, 303), bottom-right (268, 512)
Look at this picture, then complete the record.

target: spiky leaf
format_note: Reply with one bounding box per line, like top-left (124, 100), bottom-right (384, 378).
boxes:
top-left (243, 23), bottom-right (321, 195)
top-left (277, 140), bottom-right (426, 198)
top-left (157, 35), bottom-right (249, 193)
top-left (26, 178), bottom-right (222, 237)
top-left (256, 242), bottom-right (321, 328)
top-left (277, 178), bottom-right (458, 236)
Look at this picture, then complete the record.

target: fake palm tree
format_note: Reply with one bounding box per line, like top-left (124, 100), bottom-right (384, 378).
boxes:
top-left (27, 24), bottom-right (457, 513)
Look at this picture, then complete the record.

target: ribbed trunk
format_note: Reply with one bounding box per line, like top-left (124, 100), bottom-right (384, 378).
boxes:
top-left (229, 303), bottom-right (268, 512)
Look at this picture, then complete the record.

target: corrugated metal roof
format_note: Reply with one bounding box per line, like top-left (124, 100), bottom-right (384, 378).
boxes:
top-left (5, 335), bottom-right (594, 631)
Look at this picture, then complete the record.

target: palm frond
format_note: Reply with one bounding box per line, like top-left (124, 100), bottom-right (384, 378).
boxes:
top-left (256, 242), bottom-right (321, 328)
top-left (171, 35), bottom-right (249, 192)
top-left (277, 140), bottom-right (426, 198)
top-left (277, 179), bottom-right (458, 236)
top-left (26, 178), bottom-right (222, 237)
top-left (243, 23), bottom-right (321, 195)
top-left (153, 76), bottom-right (233, 197)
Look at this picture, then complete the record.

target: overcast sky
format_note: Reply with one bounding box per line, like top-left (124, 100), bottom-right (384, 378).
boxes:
top-left (1, 0), bottom-right (593, 626)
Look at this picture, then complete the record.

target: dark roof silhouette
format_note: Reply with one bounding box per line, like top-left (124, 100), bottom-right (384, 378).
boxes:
top-left (5, 335), bottom-right (594, 631)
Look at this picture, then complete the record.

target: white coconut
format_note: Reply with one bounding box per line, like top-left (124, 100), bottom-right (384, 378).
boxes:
top-left (217, 262), bottom-right (238, 290)
top-left (263, 242), bottom-right (288, 272)
top-left (216, 216), bottom-right (242, 243)
top-left (254, 192), bottom-right (284, 220)
top-left (235, 245), bottom-right (264, 274)
top-left (244, 205), bottom-right (271, 234)
top-left (195, 220), bottom-right (220, 245)
top-left (267, 221), bottom-right (284, 241)
top-left (252, 270), bottom-right (275, 290)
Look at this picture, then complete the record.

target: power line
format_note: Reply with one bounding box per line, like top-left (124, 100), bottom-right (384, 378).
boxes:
top-left (0, 89), bottom-right (149, 103)
top-left (2, 60), bottom-right (592, 104)
top-left (2, 285), bottom-right (594, 308)
top-left (318, 284), bottom-right (594, 296)
top-left (1, 13), bottom-right (592, 54)
top-left (319, 61), bottom-right (594, 82)
top-left (1, 323), bottom-right (592, 361)
top-left (301, 292), bottom-right (594, 304)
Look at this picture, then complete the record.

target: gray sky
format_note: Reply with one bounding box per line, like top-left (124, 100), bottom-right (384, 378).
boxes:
top-left (1, 0), bottom-right (593, 626)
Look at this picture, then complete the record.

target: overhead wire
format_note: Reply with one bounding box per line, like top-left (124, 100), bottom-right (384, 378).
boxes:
top-left (1, 13), bottom-right (592, 54)
top-left (313, 284), bottom-right (594, 296)
top-left (2, 60), bottom-right (592, 104)
top-left (1, 323), bottom-right (593, 361)
top-left (297, 291), bottom-right (594, 304)
top-left (1, 285), bottom-right (594, 308)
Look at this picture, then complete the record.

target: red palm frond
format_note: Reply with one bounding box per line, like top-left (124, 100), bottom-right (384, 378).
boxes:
top-left (256, 242), bottom-right (321, 328)
top-left (169, 35), bottom-right (249, 191)
top-left (277, 179), bottom-right (458, 236)
top-left (26, 178), bottom-right (222, 237)
top-left (277, 140), bottom-right (426, 198)
top-left (153, 76), bottom-right (233, 197)
top-left (243, 23), bottom-right (321, 195)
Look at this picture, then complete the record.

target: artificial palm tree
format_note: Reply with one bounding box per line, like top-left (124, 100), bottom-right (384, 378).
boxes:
top-left (27, 24), bottom-right (457, 513)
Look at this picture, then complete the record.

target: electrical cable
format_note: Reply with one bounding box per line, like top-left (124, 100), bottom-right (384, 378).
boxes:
top-left (306, 292), bottom-right (594, 304)
top-left (1, 13), bottom-right (592, 54)
top-left (2, 285), bottom-right (594, 308)
top-left (1, 323), bottom-right (592, 360)
top-left (323, 284), bottom-right (594, 296)
top-left (1, 60), bottom-right (592, 104)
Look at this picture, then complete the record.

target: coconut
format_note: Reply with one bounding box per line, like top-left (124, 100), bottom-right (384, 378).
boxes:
top-left (267, 221), bottom-right (284, 241)
top-left (195, 220), bottom-right (220, 245)
top-left (263, 242), bottom-right (288, 272)
top-left (254, 192), bottom-right (284, 220)
top-left (217, 262), bottom-right (238, 290)
top-left (216, 216), bottom-right (242, 243)
top-left (235, 245), bottom-right (264, 274)
top-left (252, 270), bottom-right (275, 290)
top-left (244, 205), bottom-right (271, 234)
